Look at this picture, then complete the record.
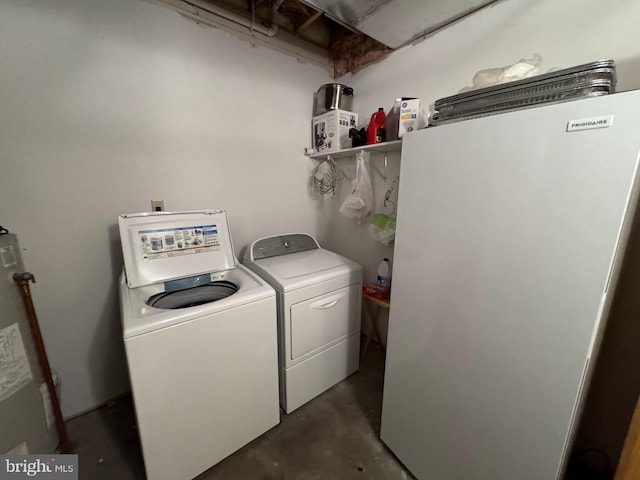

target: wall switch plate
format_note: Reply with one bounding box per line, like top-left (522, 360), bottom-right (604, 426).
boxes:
top-left (151, 200), bottom-right (164, 212)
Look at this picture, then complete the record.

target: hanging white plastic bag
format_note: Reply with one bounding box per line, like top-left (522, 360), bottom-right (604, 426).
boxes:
top-left (340, 151), bottom-right (374, 222)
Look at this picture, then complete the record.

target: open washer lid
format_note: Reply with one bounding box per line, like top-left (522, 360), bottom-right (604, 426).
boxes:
top-left (119, 210), bottom-right (236, 288)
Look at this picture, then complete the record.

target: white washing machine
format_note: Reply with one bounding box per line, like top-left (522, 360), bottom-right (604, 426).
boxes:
top-left (118, 210), bottom-right (279, 480)
top-left (243, 233), bottom-right (362, 414)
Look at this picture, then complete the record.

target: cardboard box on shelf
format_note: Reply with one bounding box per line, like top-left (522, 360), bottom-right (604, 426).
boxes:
top-left (386, 98), bottom-right (429, 140)
top-left (312, 109), bottom-right (359, 153)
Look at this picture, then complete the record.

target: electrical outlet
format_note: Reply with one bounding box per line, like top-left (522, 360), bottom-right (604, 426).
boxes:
top-left (151, 200), bottom-right (164, 212)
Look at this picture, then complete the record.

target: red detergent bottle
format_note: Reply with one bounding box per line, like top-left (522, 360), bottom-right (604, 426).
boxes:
top-left (367, 107), bottom-right (386, 145)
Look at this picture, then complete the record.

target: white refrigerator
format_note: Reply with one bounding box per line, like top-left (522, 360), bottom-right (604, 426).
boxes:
top-left (381, 90), bottom-right (640, 479)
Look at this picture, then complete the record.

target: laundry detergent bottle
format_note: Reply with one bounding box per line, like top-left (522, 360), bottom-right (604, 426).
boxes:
top-left (367, 107), bottom-right (386, 145)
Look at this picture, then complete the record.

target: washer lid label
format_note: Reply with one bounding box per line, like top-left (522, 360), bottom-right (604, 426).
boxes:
top-left (138, 224), bottom-right (221, 260)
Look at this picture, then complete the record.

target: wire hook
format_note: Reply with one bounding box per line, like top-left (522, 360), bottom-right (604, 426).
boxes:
top-left (370, 151), bottom-right (388, 180)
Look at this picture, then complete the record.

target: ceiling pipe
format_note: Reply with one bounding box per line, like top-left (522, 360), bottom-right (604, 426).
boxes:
top-left (405, 0), bottom-right (501, 49)
top-left (272, 0), bottom-right (285, 26)
top-left (184, 0), bottom-right (279, 37)
top-left (154, 0), bottom-right (332, 73)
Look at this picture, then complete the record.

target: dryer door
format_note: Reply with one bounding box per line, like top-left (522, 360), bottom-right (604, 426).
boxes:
top-left (290, 284), bottom-right (360, 359)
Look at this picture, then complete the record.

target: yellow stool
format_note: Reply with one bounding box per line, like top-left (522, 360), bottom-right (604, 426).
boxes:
top-left (361, 292), bottom-right (390, 361)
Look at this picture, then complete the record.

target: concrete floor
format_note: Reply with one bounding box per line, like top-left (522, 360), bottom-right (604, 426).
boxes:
top-left (66, 341), bottom-right (411, 480)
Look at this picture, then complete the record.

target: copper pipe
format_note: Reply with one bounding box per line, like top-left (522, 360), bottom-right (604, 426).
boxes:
top-left (13, 272), bottom-right (71, 453)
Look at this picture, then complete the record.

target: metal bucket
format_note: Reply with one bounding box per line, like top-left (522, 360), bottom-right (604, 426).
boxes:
top-left (315, 83), bottom-right (354, 115)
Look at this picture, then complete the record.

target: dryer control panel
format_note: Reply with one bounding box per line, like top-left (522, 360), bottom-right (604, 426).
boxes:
top-left (250, 234), bottom-right (319, 260)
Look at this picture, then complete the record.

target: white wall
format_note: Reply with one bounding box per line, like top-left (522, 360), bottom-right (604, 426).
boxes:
top-left (331, 0), bottom-right (640, 469)
top-left (0, 0), bottom-right (330, 416)
top-left (347, 0), bottom-right (640, 117)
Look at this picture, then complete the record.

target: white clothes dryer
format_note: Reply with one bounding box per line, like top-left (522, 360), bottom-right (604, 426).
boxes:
top-left (118, 210), bottom-right (279, 480)
top-left (243, 234), bottom-right (362, 414)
